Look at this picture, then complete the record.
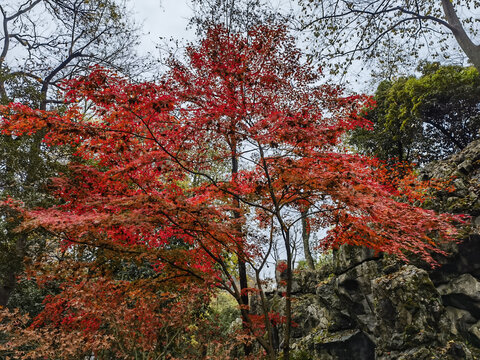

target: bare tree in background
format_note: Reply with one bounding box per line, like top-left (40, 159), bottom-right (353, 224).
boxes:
top-left (298, 0), bottom-right (480, 77)
top-left (0, 0), bottom-right (142, 109)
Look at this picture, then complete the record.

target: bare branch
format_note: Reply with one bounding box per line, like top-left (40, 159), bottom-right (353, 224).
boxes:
top-left (299, 0), bottom-right (480, 74)
top-left (5, 0), bottom-right (42, 21)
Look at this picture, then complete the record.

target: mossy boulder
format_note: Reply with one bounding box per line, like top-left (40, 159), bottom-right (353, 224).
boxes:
top-left (372, 265), bottom-right (447, 353)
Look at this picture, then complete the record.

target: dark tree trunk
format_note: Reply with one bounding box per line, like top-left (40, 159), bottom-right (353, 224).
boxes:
top-left (301, 209), bottom-right (315, 270)
top-left (0, 272), bottom-right (15, 307)
top-left (232, 148), bottom-right (252, 356)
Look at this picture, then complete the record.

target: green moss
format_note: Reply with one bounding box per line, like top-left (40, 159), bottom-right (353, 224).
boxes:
top-left (446, 194), bottom-right (477, 212)
top-left (403, 297), bottom-right (418, 311)
top-left (290, 349), bottom-right (314, 360)
top-left (314, 330), bottom-right (329, 343)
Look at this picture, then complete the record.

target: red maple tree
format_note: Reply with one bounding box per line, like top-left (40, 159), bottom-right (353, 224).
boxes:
top-left (0, 26), bottom-right (462, 359)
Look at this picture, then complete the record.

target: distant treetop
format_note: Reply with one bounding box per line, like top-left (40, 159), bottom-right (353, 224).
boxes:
top-left (349, 64), bottom-right (480, 165)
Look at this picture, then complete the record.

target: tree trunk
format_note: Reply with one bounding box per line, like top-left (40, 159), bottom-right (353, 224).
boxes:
top-left (231, 148), bottom-right (252, 356)
top-left (301, 209), bottom-right (315, 270)
top-left (441, 0), bottom-right (480, 72)
top-left (0, 233), bottom-right (26, 307)
top-left (0, 271), bottom-right (15, 307)
top-left (282, 229), bottom-right (293, 360)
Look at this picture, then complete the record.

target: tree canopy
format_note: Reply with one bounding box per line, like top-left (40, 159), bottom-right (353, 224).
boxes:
top-left (1, 0), bottom-right (141, 108)
top-left (0, 26), bottom-right (463, 359)
top-left (349, 64), bottom-right (480, 164)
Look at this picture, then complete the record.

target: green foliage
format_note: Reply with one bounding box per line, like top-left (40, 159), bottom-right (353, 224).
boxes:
top-left (0, 133), bottom-right (71, 307)
top-left (296, 250), bottom-right (333, 271)
top-left (295, 259), bottom-right (310, 271)
top-left (209, 291), bottom-right (241, 334)
top-left (289, 349), bottom-right (313, 360)
top-left (349, 64), bottom-right (480, 164)
top-left (6, 278), bottom-right (51, 318)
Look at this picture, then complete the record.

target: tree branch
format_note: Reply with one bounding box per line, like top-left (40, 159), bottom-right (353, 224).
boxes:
top-left (441, 0), bottom-right (480, 70)
top-left (5, 0), bottom-right (42, 21)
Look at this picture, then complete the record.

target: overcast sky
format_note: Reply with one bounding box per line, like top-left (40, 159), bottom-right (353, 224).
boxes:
top-left (129, 0), bottom-right (195, 52)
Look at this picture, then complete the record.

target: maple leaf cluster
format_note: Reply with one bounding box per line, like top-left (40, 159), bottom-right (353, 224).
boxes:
top-left (0, 25), bottom-right (464, 359)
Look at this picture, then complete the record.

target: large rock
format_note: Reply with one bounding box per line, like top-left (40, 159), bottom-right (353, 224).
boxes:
top-left (376, 342), bottom-right (476, 360)
top-left (316, 278), bottom-right (354, 332)
top-left (294, 269), bottom-right (323, 295)
top-left (312, 329), bottom-right (374, 360)
top-left (421, 139), bottom-right (480, 216)
top-left (430, 234), bottom-right (480, 284)
top-left (333, 245), bottom-right (380, 274)
top-left (291, 294), bottom-right (330, 339)
top-left (468, 320), bottom-right (480, 347)
top-left (444, 306), bottom-right (477, 337)
top-left (335, 260), bottom-right (381, 334)
top-left (437, 273), bottom-right (480, 301)
top-left (284, 139), bottom-right (480, 359)
top-left (437, 273), bottom-right (480, 318)
top-left (292, 329), bottom-right (375, 360)
top-left (372, 265), bottom-right (447, 353)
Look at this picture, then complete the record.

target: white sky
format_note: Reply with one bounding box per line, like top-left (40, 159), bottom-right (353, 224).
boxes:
top-left (129, 0), bottom-right (195, 51)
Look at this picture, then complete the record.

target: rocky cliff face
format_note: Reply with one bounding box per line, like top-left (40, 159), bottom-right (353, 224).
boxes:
top-left (284, 140), bottom-right (480, 359)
